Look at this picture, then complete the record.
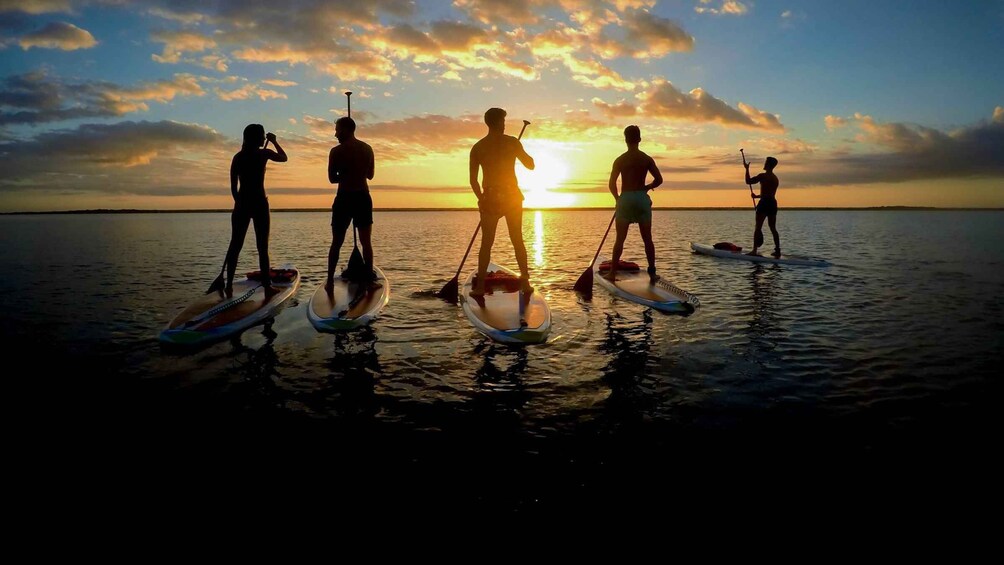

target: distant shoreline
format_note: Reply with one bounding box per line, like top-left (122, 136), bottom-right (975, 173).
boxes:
top-left (3, 206), bottom-right (1003, 215)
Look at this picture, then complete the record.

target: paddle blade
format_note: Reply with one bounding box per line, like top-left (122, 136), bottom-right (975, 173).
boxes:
top-left (573, 267), bottom-right (594, 297)
top-left (205, 272), bottom-right (224, 295)
top-left (341, 245), bottom-right (368, 282)
top-left (437, 276), bottom-right (459, 303)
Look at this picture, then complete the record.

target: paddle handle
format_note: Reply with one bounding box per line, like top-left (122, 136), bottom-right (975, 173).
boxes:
top-left (740, 149), bottom-right (756, 210)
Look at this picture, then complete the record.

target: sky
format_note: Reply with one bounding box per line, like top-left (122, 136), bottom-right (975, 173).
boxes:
top-left (0, 0), bottom-right (1002, 212)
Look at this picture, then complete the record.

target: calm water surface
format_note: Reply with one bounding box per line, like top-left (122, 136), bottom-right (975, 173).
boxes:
top-left (3, 210), bottom-right (1001, 510)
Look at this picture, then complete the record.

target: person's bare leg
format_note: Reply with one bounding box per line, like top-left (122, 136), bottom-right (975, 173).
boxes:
top-left (357, 225), bottom-right (380, 288)
top-left (505, 208), bottom-right (532, 293)
top-left (639, 221), bottom-right (656, 282)
top-left (326, 224), bottom-right (347, 293)
top-left (225, 208), bottom-right (251, 297)
top-left (473, 214), bottom-right (498, 297)
top-left (749, 213), bottom-right (767, 255)
top-left (768, 214), bottom-right (780, 257)
top-left (605, 219), bottom-right (629, 281)
top-left (253, 207), bottom-right (274, 293)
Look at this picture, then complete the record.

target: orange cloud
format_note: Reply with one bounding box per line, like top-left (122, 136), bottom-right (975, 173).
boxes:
top-left (695, 1), bottom-right (749, 16)
top-left (0, 0), bottom-right (71, 14)
top-left (620, 80), bottom-right (785, 132)
top-left (150, 30), bottom-right (216, 64)
top-left (19, 22), bottom-right (96, 50)
top-left (825, 115), bottom-right (847, 130)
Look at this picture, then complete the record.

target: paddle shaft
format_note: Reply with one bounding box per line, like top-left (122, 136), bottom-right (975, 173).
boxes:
top-left (740, 149), bottom-right (756, 210)
top-left (589, 212), bottom-right (617, 268)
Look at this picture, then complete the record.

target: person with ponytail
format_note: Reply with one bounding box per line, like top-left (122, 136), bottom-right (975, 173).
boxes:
top-left (224, 124), bottom-right (287, 295)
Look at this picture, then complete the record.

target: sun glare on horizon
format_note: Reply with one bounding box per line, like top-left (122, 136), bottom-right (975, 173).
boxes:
top-left (517, 140), bottom-right (577, 208)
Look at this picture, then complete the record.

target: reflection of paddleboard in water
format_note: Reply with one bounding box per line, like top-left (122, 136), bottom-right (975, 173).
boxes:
top-left (307, 266), bottom-right (389, 332)
top-left (460, 262), bottom-right (550, 344)
top-left (691, 242), bottom-right (830, 267)
top-left (160, 267), bottom-right (300, 346)
top-left (594, 256), bottom-right (699, 314)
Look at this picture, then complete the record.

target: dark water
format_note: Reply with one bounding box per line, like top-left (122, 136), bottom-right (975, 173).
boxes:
top-left (3, 210), bottom-right (1001, 513)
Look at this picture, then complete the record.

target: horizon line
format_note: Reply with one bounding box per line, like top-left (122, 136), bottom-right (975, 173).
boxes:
top-left (3, 206), bottom-right (1004, 215)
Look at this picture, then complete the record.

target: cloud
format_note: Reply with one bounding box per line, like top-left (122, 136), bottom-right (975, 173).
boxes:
top-left (608, 10), bottom-right (695, 59)
top-left (0, 71), bottom-right (204, 126)
top-left (695, 1), bottom-right (749, 16)
top-left (150, 29), bottom-right (215, 64)
top-left (595, 79), bottom-right (785, 131)
top-left (0, 120), bottom-right (230, 196)
top-left (825, 115), bottom-right (847, 130)
top-left (214, 83), bottom-right (287, 101)
top-left (0, 0), bottom-right (72, 14)
top-left (454, 0), bottom-right (540, 25)
top-left (784, 109), bottom-right (1004, 186)
top-left (361, 114), bottom-right (487, 159)
top-left (18, 21), bottom-right (96, 50)
top-left (262, 79), bottom-right (298, 87)
top-left (994, 106), bottom-right (1003, 123)
top-left (592, 97), bottom-right (637, 117)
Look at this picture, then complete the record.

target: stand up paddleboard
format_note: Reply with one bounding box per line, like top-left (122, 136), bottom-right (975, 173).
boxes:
top-left (460, 262), bottom-right (550, 344)
top-left (160, 267), bottom-right (300, 346)
top-left (594, 256), bottom-right (699, 314)
top-left (691, 242), bottom-right (829, 267)
top-left (308, 266), bottom-right (389, 331)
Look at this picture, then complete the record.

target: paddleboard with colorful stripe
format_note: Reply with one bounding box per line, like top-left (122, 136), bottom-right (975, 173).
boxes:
top-left (460, 262), bottom-right (550, 344)
top-left (160, 267), bottom-right (300, 346)
top-left (593, 256), bottom-right (699, 314)
top-left (307, 266), bottom-right (389, 331)
top-left (691, 242), bottom-right (829, 267)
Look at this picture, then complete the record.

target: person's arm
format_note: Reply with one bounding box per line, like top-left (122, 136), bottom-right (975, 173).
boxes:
top-left (469, 147), bottom-right (482, 200)
top-left (265, 132), bottom-right (287, 162)
top-left (367, 144), bottom-right (374, 181)
top-left (230, 154), bottom-right (239, 201)
top-left (328, 147), bottom-right (338, 184)
top-left (516, 139), bottom-right (535, 170)
top-left (745, 163), bottom-right (761, 198)
top-left (608, 159), bottom-right (621, 200)
top-left (645, 157), bottom-right (663, 191)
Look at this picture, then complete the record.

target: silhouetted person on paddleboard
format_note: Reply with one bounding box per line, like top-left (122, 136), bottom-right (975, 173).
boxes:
top-left (603, 125), bottom-right (662, 282)
top-left (469, 107), bottom-right (535, 298)
top-left (326, 116), bottom-right (377, 294)
top-left (225, 124), bottom-right (287, 296)
top-left (746, 156), bottom-right (780, 258)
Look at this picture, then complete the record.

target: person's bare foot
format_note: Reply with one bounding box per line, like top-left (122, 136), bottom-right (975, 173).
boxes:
top-left (324, 278), bottom-right (334, 295)
top-left (224, 285), bottom-right (233, 298)
top-left (262, 284), bottom-right (279, 297)
top-left (746, 251), bottom-right (760, 256)
top-left (519, 276), bottom-right (534, 295)
top-left (771, 248), bottom-right (782, 258)
top-left (601, 270), bottom-right (617, 282)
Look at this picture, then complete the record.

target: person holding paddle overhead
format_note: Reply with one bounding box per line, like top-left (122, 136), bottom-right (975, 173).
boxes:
top-left (468, 107), bottom-right (535, 299)
top-left (602, 125), bottom-right (662, 283)
top-left (326, 116), bottom-right (377, 294)
top-left (746, 156), bottom-right (780, 258)
top-left (223, 124), bottom-right (287, 297)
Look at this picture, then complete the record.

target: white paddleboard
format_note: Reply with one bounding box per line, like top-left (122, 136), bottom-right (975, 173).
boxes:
top-left (160, 267), bottom-right (300, 346)
top-left (460, 262), bottom-right (550, 344)
top-left (308, 266), bottom-right (389, 332)
top-left (691, 242), bottom-right (829, 267)
top-left (593, 256), bottom-right (699, 314)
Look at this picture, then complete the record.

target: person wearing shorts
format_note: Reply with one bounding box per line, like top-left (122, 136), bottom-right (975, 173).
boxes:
top-left (746, 156), bottom-right (780, 257)
top-left (326, 116), bottom-right (376, 292)
top-left (604, 125), bottom-right (663, 282)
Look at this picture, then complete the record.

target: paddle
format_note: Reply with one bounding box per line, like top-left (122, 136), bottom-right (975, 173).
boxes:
top-left (740, 148), bottom-right (756, 210)
top-left (206, 138), bottom-right (272, 294)
top-left (572, 211), bottom-right (617, 298)
top-left (437, 118), bottom-right (531, 303)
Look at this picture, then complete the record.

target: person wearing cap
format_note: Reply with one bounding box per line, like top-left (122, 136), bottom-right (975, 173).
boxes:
top-left (745, 156), bottom-right (781, 257)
